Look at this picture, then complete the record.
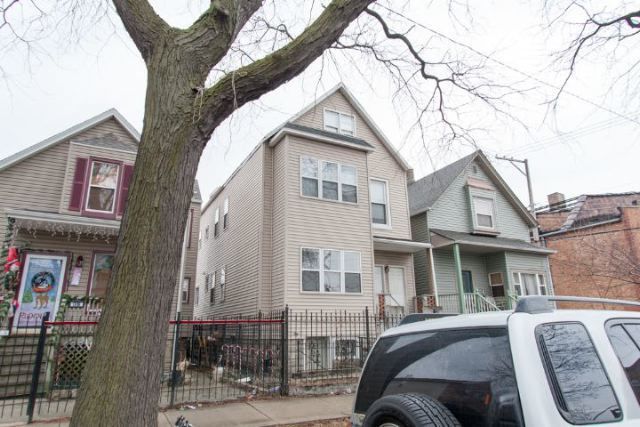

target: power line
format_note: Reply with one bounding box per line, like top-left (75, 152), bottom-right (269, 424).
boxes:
top-left (377, 4), bottom-right (640, 128)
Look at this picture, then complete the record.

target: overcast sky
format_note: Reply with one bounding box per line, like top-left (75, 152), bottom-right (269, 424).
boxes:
top-left (1, 1), bottom-right (638, 209)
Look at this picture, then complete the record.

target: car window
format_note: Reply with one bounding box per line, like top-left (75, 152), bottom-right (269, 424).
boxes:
top-left (606, 320), bottom-right (640, 405)
top-left (537, 322), bottom-right (622, 424)
top-left (354, 328), bottom-right (523, 426)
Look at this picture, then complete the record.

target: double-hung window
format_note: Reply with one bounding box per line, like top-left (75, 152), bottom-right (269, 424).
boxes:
top-left (300, 156), bottom-right (357, 203)
top-left (181, 278), bottom-right (190, 304)
top-left (86, 161), bottom-right (120, 214)
top-left (220, 267), bottom-right (226, 302)
top-left (214, 208), bottom-right (220, 237)
top-left (301, 248), bottom-right (361, 294)
top-left (472, 196), bottom-right (496, 230)
top-left (322, 162), bottom-right (339, 201)
top-left (195, 285), bottom-right (200, 306)
top-left (512, 272), bottom-right (547, 296)
top-left (370, 179), bottom-right (389, 226)
top-left (324, 110), bottom-right (355, 136)
top-left (209, 271), bottom-right (216, 304)
top-left (223, 198), bottom-right (229, 229)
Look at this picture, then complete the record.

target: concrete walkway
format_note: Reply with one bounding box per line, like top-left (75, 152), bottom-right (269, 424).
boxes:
top-left (3, 395), bottom-right (353, 427)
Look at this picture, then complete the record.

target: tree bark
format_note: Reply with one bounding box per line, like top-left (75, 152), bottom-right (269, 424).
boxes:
top-left (71, 46), bottom-right (205, 426)
top-left (70, 1), bottom-right (375, 425)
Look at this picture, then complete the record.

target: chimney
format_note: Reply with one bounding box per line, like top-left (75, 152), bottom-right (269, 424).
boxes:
top-left (547, 192), bottom-right (565, 210)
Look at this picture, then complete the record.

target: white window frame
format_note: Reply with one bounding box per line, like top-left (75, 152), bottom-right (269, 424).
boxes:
top-left (323, 108), bottom-right (356, 136)
top-left (220, 266), bottom-right (226, 302)
top-left (330, 336), bottom-right (361, 369)
top-left (369, 178), bottom-right (391, 229)
top-left (512, 271), bottom-right (546, 296)
top-left (214, 208), bottom-right (220, 237)
top-left (85, 160), bottom-right (121, 214)
top-left (223, 197), bottom-right (229, 229)
top-left (300, 248), bottom-right (362, 294)
top-left (471, 195), bottom-right (497, 231)
top-left (209, 271), bottom-right (216, 305)
top-left (299, 156), bottom-right (358, 204)
top-left (195, 285), bottom-right (200, 306)
top-left (181, 277), bottom-right (190, 305)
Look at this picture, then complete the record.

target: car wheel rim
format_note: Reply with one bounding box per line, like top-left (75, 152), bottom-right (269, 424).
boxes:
top-left (379, 423), bottom-right (401, 427)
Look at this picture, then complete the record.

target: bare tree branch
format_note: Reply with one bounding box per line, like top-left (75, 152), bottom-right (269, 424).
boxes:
top-left (111, 0), bottom-right (170, 61)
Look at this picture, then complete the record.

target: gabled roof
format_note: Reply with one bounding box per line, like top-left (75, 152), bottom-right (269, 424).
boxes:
top-left (263, 83), bottom-right (411, 171)
top-left (408, 151), bottom-right (477, 215)
top-left (0, 108), bottom-right (140, 172)
top-left (408, 150), bottom-right (537, 227)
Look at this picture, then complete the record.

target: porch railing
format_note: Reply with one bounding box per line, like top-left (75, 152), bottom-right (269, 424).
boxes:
top-left (418, 291), bottom-right (503, 314)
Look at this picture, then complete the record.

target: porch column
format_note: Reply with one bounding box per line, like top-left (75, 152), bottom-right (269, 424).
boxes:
top-left (503, 251), bottom-right (512, 310)
top-left (453, 244), bottom-right (465, 313)
top-left (428, 248), bottom-right (439, 306)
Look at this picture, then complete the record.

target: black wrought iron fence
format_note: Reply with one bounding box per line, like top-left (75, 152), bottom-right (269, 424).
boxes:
top-left (0, 307), bottom-right (404, 424)
top-left (286, 307), bottom-right (403, 395)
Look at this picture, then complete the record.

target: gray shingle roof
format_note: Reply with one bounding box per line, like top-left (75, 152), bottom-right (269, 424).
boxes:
top-left (430, 228), bottom-right (554, 254)
top-left (282, 123), bottom-right (374, 149)
top-left (408, 151), bottom-right (478, 216)
top-left (76, 133), bottom-right (138, 152)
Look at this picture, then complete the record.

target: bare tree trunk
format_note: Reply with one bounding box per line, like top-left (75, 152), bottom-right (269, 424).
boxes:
top-left (71, 50), bottom-right (205, 426)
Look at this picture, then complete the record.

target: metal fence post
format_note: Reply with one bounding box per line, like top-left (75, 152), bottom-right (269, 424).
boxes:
top-left (27, 313), bottom-right (49, 423)
top-left (365, 307), bottom-right (371, 357)
top-left (170, 312), bottom-right (181, 407)
top-left (280, 307), bottom-right (289, 396)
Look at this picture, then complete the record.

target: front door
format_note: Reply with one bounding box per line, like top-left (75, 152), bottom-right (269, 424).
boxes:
top-left (387, 267), bottom-right (406, 308)
top-left (462, 270), bottom-right (474, 293)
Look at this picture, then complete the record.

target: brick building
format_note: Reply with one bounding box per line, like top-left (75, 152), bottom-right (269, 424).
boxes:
top-left (537, 192), bottom-right (640, 306)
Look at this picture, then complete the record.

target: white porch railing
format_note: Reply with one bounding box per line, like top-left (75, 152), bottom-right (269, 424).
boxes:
top-left (418, 291), bottom-right (504, 314)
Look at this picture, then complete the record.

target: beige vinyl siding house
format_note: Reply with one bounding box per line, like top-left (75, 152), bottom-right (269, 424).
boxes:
top-left (195, 84), bottom-right (429, 320)
top-left (0, 110), bottom-right (201, 334)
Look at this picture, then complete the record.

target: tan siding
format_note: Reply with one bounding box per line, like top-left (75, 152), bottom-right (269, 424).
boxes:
top-left (194, 146), bottom-right (264, 318)
top-left (259, 146), bottom-right (274, 311)
top-left (172, 201), bottom-right (201, 320)
top-left (59, 142), bottom-right (137, 216)
top-left (293, 91), bottom-right (411, 241)
top-left (270, 142), bottom-right (288, 310)
top-left (374, 251), bottom-right (416, 313)
top-left (282, 136), bottom-right (375, 312)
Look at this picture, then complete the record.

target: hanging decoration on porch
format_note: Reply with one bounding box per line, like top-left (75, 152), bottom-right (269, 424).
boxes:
top-left (0, 218), bottom-right (21, 334)
top-left (12, 219), bottom-right (116, 244)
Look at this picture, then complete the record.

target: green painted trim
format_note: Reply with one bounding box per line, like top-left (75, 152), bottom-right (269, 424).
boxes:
top-left (453, 244), bottom-right (465, 313)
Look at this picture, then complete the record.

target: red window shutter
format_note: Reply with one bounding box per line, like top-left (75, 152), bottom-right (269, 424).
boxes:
top-left (117, 164), bottom-right (134, 216)
top-left (69, 158), bottom-right (88, 211)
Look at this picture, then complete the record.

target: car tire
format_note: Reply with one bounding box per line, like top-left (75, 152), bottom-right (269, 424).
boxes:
top-left (363, 393), bottom-right (461, 427)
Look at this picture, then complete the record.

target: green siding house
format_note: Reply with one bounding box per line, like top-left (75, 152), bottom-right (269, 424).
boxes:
top-left (408, 151), bottom-right (554, 313)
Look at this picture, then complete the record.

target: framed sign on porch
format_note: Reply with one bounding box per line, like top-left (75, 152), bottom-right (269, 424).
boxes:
top-left (12, 252), bottom-right (69, 332)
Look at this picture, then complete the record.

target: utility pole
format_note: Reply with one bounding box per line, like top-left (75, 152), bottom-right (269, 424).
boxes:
top-left (495, 155), bottom-right (539, 241)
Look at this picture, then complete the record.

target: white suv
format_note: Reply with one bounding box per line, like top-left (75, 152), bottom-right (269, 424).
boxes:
top-left (352, 296), bottom-right (640, 427)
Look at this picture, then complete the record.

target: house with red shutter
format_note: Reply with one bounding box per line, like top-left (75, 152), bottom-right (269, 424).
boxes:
top-left (0, 109), bottom-right (201, 334)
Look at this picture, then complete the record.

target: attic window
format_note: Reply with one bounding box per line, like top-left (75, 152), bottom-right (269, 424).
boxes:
top-left (324, 110), bottom-right (355, 136)
top-left (472, 196), bottom-right (496, 230)
top-left (86, 161), bottom-right (120, 214)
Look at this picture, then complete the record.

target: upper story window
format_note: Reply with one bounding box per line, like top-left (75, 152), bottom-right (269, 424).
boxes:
top-left (220, 266), bottom-right (226, 302)
top-left (370, 179), bottom-right (390, 227)
top-left (300, 156), bottom-right (357, 203)
top-left (214, 207), bottom-right (220, 237)
top-left (472, 196), bottom-right (496, 230)
top-left (301, 248), bottom-right (361, 294)
top-left (69, 157), bottom-right (133, 218)
top-left (181, 278), bottom-right (190, 305)
top-left (223, 197), bottom-right (229, 229)
top-left (86, 161), bottom-right (120, 214)
top-left (324, 110), bottom-right (355, 136)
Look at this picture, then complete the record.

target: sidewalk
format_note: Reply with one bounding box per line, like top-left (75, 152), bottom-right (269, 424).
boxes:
top-left (6, 395), bottom-right (354, 427)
